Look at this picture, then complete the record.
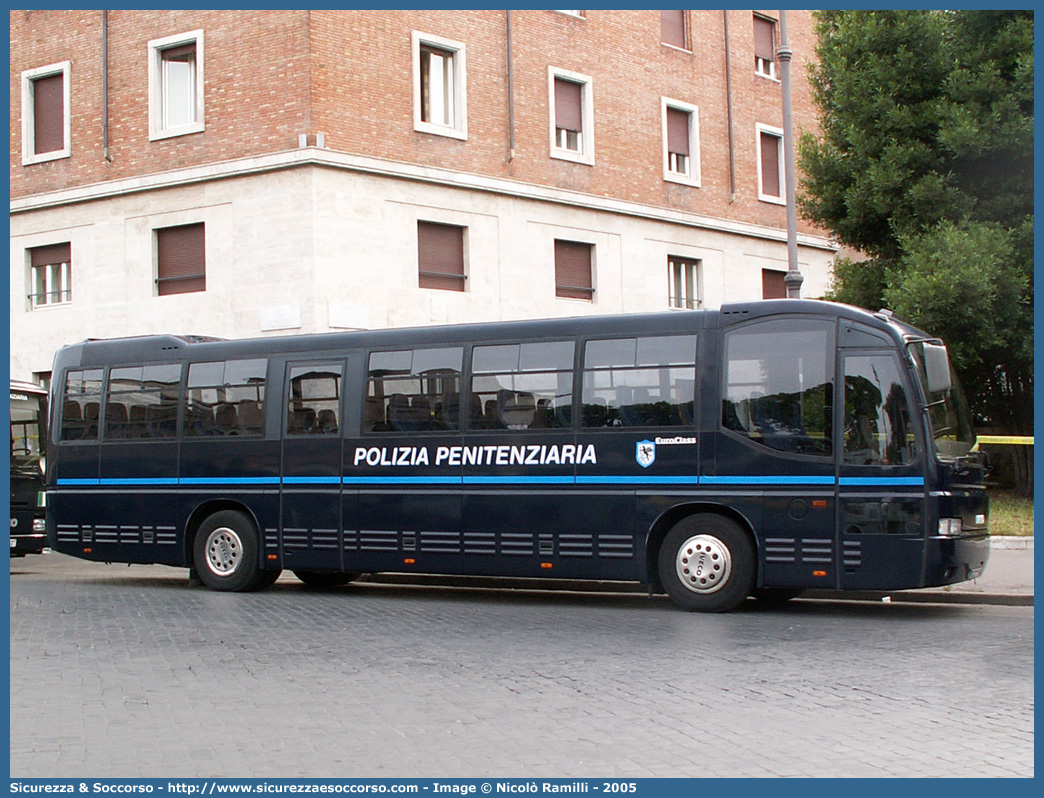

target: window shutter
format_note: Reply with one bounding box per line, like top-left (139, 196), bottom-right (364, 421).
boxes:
top-left (156, 223), bottom-right (206, 295)
top-left (32, 72), bottom-right (65, 155)
top-left (31, 242), bottom-right (71, 269)
top-left (666, 107), bottom-right (690, 156)
top-left (554, 78), bottom-right (583, 132)
top-left (754, 16), bottom-right (776, 61)
top-left (555, 240), bottom-right (593, 300)
top-left (760, 131), bottom-right (781, 197)
top-left (161, 43), bottom-right (196, 63)
top-left (661, 10), bottom-right (686, 48)
top-left (418, 222), bottom-right (465, 291)
top-left (762, 269), bottom-right (786, 299)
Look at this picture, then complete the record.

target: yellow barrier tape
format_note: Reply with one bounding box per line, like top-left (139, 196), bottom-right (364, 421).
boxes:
top-left (977, 435), bottom-right (1034, 445)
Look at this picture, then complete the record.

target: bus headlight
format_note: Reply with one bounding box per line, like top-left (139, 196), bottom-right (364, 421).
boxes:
top-left (32, 519), bottom-right (46, 533)
top-left (938, 518), bottom-right (963, 537)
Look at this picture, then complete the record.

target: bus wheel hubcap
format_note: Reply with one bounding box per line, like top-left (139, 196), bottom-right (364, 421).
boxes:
top-left (205, 527), bottom-right (242, 575)
top-left (676, 534), bottom-right (731, 594)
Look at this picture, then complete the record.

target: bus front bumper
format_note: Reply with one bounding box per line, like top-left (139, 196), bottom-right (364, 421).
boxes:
top-left (924, 534), bottom-right (990, 587)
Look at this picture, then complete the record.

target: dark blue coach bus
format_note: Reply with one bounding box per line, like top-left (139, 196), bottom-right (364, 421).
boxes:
top-left (45, 300), bottom-right (989, 611)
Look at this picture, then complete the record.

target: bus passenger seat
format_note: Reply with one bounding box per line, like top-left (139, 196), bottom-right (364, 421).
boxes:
top-left (499, 390), bottom-right (535, 429)
top-left (214, 402), bottom-right (238, 434)
top-left (238, 400), bottom-right (263, 433)
top-left (316, 409), bottom-right (338, 434)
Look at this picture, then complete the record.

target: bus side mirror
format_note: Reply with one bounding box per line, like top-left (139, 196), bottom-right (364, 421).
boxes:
top-left (923, 343), bottom-right (952, 396)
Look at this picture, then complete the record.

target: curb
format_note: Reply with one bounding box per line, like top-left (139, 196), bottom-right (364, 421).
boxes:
top-left (990, 536), bottom-right (1034, 550)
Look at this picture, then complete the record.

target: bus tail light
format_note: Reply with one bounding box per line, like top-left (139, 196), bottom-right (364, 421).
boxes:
top-left (938, 518), bottom-right (963, 537)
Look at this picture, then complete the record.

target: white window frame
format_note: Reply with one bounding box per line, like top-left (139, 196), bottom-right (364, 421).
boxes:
top-left (148, 30), bottom-right (205, 141)
top-left (548, 67), bottom-right (595, 166)
top-left (28, 248), bottom-right (72, 310)
top-left (554, 11), bottom-right (585, 18)
top-left (662, 98), bottom-right (701, 187)
top-left (412, 31), bottom-right (468, 141)
top-left (21, 61), bottom-right (72, 165)
top-left (668, 256), bottom-right (702, 310)
top-left (754, 15), bottom-right (779, 81)
top-left (756, 123), bottom-right (786, 205)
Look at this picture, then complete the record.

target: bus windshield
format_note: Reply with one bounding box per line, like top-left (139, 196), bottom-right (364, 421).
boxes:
top-left (908, 341), bottom-right (976, 460)
top-left (10, 389), bottom-right (45, 474)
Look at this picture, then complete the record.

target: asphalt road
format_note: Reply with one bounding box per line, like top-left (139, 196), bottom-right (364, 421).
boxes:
top-left (9, 553), bottom-right (1035, 778)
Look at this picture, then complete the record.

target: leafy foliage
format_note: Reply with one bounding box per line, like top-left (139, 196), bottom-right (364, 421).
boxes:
top-left (801, 10), bottom-right (1034, 457)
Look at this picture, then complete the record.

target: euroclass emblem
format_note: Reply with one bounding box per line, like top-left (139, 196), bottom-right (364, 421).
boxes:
top-left (636, 439), bottom-right (656, 468)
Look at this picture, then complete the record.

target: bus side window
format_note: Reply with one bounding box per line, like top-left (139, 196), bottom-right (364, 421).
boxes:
top-left (60, 369), bottom-right (103, 441)
top-left (105, 364), bottom-right (181, 440)
top-left (470, 341), bottom-right (574, 431)
top-left (721, 320), bottom-right (833, 456)
top-left (581, 335), bottom-right (696, 428)
top-left (365, 347), bottom-right (463, 433)
top-left (287, 365), bottom-right (342, 435)
top-left (843, 354), bottom-right (915, 466)
top-left (186, 359), bottom-right (267, 437)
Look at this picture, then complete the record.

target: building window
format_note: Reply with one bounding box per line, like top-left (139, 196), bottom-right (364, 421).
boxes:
top-left (149, 30), bottom-right (205, 140)
top-left (756, 124), bottom-right (785, 203)
top-left (754, 15), bottom-right (777, 79)
top-left (549, 68), bottom-right (594, 165)
top-left (668, 256), bottom-right (701, 309)
top-left (661, 10), bottom-right (687, 49)
top-left (662, 99), bottom-right (700, 185)
top-left (156, 223), bottom-right (206, 295)
top-left (29, 243), bottom-right (72, 309)
top-left (554, 11), bottom-right (584, 18)
top-left (762, 269), bottom-right (787, 299)
top-left (418, 221), bottom-right (466, 292)
top-left (413, 32), bottom-right (467, 140)
top-left (554, 239), bottom-right (594, 301)
top-left (21, 61), bottom-right (71, 165)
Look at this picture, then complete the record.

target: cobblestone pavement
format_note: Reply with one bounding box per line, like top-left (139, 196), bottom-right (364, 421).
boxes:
top-left (9, 554), bottom-right (1034, 778)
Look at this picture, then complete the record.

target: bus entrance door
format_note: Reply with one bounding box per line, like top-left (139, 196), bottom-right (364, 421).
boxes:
top-left (280, 362), bottom-right (346, 572)
top-left (837, 351), bottom-right (926, 590)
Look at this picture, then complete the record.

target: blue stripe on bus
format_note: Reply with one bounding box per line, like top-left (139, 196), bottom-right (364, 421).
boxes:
top-left (342, 476), bottom-right (463, 485)
top-left (55, 474), bottom-right (926, 489)
top-left (701, 475), bottom-right (835, 486)
top-left (575, 475), bottom-right (701, 485)
top-left (463, 475), bottom-right (574, 485)
top-left (283, 476), bottom-right (342, 485)
top-left (179, 477), bottom-right (281, 486)
top-left (839, 476), bottom-right (925, 487)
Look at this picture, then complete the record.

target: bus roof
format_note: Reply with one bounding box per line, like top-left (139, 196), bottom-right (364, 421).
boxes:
top-left (10, 380), bottom-right (47, 396)
top-left (53, 299), bottom-right (919, 370)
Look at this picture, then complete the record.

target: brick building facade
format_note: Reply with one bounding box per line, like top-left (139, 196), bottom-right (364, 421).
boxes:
top-left (10, 9), bottom-right (836, 383)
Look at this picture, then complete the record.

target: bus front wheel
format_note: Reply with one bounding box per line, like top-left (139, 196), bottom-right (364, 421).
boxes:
top-left (658, 514), bottom-right (755, 612)
top-left (193, 510), bottom-right (264, 592)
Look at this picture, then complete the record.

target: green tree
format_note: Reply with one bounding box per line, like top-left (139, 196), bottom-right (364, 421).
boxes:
top-left (799, 10), bottom-right (1033, 491)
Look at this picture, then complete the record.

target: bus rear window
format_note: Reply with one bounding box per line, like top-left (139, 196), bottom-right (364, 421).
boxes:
top-left (61, 369), bottom-right (104, 441)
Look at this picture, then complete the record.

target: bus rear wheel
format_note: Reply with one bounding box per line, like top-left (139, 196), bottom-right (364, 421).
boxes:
top-left (658, 514), bottom-right (754, 612)
top-left (193, 510), bottom-right (264, 592)
top-left (293, 570), bottom-right (360, 588)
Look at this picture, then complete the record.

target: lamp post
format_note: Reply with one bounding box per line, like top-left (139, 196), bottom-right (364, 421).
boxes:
top-left (778, 10), bottom-right (803, 298)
